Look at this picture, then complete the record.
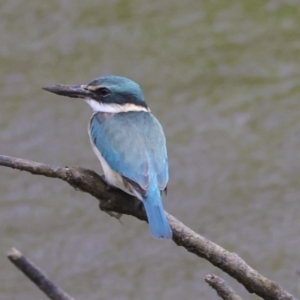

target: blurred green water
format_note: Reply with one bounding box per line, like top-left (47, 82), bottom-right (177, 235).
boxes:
top-left (1, 1), bottom-right (300, 299)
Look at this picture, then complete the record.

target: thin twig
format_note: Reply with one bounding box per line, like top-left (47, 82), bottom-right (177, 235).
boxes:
top-left (7, 248), bottom-right (74, 300)
top-left (0, 154), bottom-right (296, 300)
top-left (205, 274), bottom-right (243, 300)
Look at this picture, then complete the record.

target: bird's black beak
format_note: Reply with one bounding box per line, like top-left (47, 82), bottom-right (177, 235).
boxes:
top-left (42, 84), bottom-right (94, 99)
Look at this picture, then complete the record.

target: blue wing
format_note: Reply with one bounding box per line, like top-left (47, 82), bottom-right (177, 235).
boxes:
top-left (89, 111), bottom-right (168, 193)
top-left (142, 115), bottom-right (169, 191)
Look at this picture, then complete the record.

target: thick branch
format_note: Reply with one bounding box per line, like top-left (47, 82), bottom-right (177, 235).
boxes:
top-left (205, 274), bottom-right (243, 300)
top-left (0, 154), bottom-right (296, 300)
top-left (7, 248), bottom-right (74, 300)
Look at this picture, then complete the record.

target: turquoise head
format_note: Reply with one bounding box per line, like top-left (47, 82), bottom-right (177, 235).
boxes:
top-left (43, 75), bottom-right (149, 113)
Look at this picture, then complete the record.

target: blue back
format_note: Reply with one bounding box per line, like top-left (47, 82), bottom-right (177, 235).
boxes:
top-left (89, 111), bottom-right (169, 194)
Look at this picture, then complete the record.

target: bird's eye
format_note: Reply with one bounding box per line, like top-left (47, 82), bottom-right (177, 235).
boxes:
top-left (98, 87), bottom-right (110, 97)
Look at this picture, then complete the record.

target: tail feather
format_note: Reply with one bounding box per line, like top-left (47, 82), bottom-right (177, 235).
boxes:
top-left (143, 188), bottom-right (172, 239)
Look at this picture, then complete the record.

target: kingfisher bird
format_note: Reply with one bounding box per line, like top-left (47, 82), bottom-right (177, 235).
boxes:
top-left (43, 75), bottom-right (172, 239)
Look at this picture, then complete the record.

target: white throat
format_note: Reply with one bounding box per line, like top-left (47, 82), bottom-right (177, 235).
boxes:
top-left (84, 98), bottom-right (150, 113)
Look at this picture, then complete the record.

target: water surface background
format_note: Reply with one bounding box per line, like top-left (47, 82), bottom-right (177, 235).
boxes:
top-left (0, 1), bottom-right (300, 299)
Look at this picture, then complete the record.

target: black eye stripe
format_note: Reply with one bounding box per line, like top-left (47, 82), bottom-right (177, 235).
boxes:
top-left (85, 85), bottom-right (110, 97)
top-left (97, 87), bottom-right (110, 97)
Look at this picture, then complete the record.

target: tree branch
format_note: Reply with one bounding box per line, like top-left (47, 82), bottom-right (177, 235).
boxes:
top-left (7, 248), bottom-right (74, 300)
top-left (205, 274), bottom-right (243, 300)
top-left (0, 154), bottom-right (296, 300)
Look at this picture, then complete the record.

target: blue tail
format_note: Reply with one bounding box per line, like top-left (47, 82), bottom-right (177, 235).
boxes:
top-left (142, 184), bottom-right (172, 239)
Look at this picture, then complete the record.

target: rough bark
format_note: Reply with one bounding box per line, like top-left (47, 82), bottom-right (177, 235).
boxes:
top-left (205, 274), bottom-right (243, 300)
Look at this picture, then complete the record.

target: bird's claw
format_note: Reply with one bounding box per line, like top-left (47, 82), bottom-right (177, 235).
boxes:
top-left (105, 211), bottom-right (123, 224)
top-left (100, 175), bottom-right (116, 192)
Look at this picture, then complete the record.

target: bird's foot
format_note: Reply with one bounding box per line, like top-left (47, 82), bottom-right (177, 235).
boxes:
top-left (99, 175), bottom-right (123, 223)
top-left (101, 175), bottom-right (117, 192)
top-left (104, 210), bottom-right (123, 224)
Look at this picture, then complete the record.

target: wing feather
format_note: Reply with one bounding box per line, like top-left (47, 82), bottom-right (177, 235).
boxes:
top-left (89, 111), bottom-right (168, 194)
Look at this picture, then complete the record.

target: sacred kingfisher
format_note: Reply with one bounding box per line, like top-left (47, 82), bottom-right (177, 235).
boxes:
top-left (43, 75), bottom-right (172, 239)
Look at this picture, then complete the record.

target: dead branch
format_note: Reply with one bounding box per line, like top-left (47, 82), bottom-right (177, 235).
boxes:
top-left (7, 248), bottom-right (74, 300)
top-left (205, 274), bottom-right (243, 300)
top-left (0, 154), bottom-right (296, 300)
